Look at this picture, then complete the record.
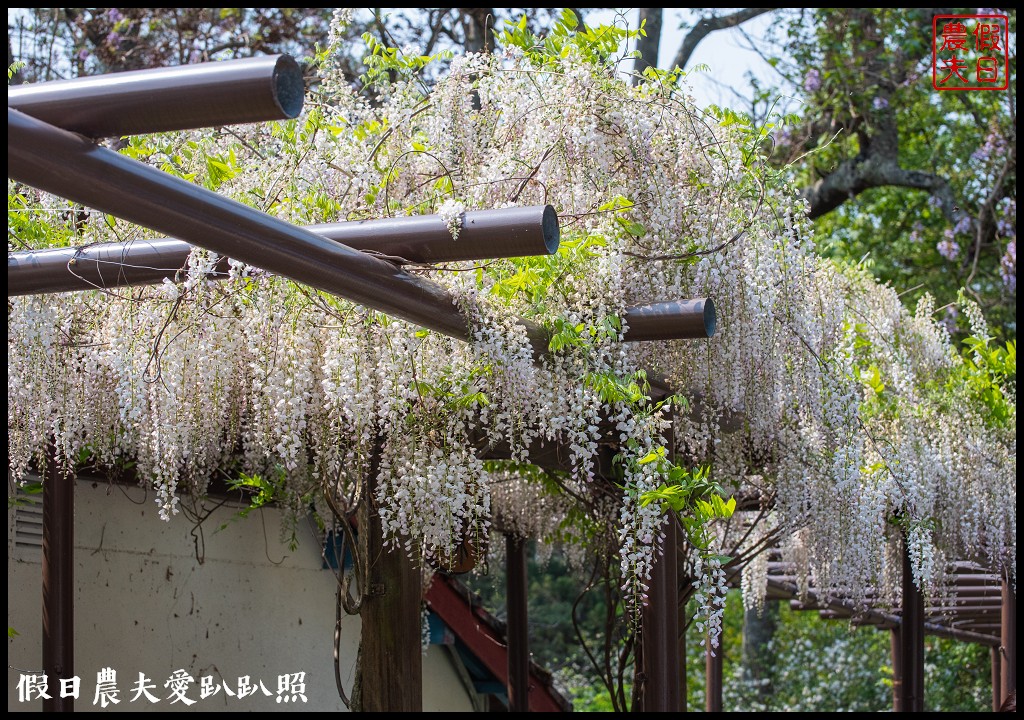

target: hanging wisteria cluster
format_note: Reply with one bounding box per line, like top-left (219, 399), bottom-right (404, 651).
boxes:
top-left (7, 16), bottom-right (1015, 642)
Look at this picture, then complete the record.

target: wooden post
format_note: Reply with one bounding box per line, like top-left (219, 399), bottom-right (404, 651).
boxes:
top-left (42, 442), bottom-right (74, 712)
top-left (891, 627), bottom-right (904, 712)
top-left (640, 518), bottom-right (680, 711)
top-left (677, 576), bottom-right (688, 713)
top-left (991, 645), bottom-right (1002, 712)
top-left (899, 536), bottom-right (925, 712)
top-left (706, 631), bottom-right (723, 712)
top-left (357, 438), bottom-right (422, 712)
top-left (1001, 578), bottom-right (1016, 708)
top-left (506, 533), bottom-right (530, 712)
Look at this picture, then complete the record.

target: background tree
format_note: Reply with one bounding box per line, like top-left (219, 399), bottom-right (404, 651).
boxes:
top-left (629, 8), bottom-right (1014, 703)
top-left (631, 7), bottom-right (1016, 337)
top-left (8, 8), bottom-right (337, 81)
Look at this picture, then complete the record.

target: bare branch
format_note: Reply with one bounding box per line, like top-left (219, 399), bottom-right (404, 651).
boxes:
top-left (671, 8), bottom-right (777, 72)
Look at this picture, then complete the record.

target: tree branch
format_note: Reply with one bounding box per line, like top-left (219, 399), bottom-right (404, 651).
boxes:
top-left (803, 152), bottom-right (967, 223)
top-left (671, 8), bottom-right (776, 72)
top-left (8, 34), bottom-right (24, 85)
top-left (802, 99), bottom-right (977, 231)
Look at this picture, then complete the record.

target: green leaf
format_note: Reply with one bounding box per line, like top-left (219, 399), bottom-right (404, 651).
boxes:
top-left (637, 449), bottom-right (662, 465)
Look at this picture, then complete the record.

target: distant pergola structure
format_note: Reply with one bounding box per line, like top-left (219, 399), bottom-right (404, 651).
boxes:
top-left (8, 55), bottom-right (714, 712)
top-left (701, 545), bottom-right (1015, 713)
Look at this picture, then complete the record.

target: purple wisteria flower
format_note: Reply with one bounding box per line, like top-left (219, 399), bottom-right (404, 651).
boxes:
top-left (803, 68), bottom-right (821, 93)
top-left (953, 215), bottom-right (973, 236)
top-left (972, 128), bottom-right (1006, 163)
top-left (997, 198), bottom-right (1016, 238)
top-left (106, 8), bottom-right (123, 22)
top-left (942, 305), bottom-right (959, 335)
top-left (908, 223), bottom-right (924, 244)
top-left (1000, 240), bottom-right (1016, 292)
top-left (872, 96), bottom-right (889, 110)
top-left (937, 231), bottom-right (960, 261)
top-left (901, 69), bottom-right (921, 87)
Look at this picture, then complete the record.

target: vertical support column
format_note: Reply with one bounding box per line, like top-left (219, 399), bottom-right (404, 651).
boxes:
top-left (899, 537), bottom-right (925, 712)
top-left (358, 437), bottom-right (422, 712)
top-left (1001, 578), bottom-right (1016, 708)
top-left (991, 646), bottom-right (1002, 712)
top-left (706, 632), bottom-right (723, 712)
top-left (891, 627), bottom-right (904, 712)
top-left (640, 518), bottom-right (680, 712)
top-left (677, 582), bottom-right (688, 713)
top-left (506, 533), bottom-right (530, 712)
top-left (42, 442), bottom-right (74, 712)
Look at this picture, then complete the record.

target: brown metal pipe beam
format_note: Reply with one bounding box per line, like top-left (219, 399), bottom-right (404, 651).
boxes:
top-left (506, 534), bottom-right (530, 712)
top-left (7, 243), bottom-right (717, 348)
top-left (8, 107), bottom-right (473, 340)
top-left (928, 613), bottom-right (1001, 623)
top-left (928, 606), bottom-right (1002, 615)
top-left (767, 570), bottom-right (1000, 584)
top-left (7, 206), bottom-right (559, 296)
top-left (7, 116), bottom-right (714, 346)
top-left (923, 623), bottom-right (999, 646)
top-left (622, 299), bottom-right (715, 341)
top-left (8, 238), bottom-right (220, 296)
top-left (937, 586), bottom-right (1004, 597)
top-left (948, 578), bottom-right (1002, 587)
top-left (8, 55), bottom-right (303, 138)
top-left (42, 442), bottom-right (74, 712)
top-left (315, 205), bottom-right (560, 264)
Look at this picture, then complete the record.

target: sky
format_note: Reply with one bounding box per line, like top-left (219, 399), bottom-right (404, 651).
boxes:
top-left (8, 7), bottom-right (787, 112)
top-left (588, 8), bottom-right (788, 112)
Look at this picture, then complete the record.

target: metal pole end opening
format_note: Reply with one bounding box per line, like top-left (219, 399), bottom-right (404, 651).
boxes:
top-left (703, 298), bottom-right (717, 338)
top-left (541, 204), bottom-right (560, 255)
top-left (272, 55), bottom-right (305, 119)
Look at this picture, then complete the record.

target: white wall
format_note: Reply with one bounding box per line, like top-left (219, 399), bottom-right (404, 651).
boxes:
top-left (8, 478), bottom-right (477, 712)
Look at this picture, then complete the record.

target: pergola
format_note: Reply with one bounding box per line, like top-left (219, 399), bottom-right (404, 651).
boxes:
top-left (8, 54), bottom-right (1015, 713)
top-left (8, 54), bottom-right (713, 712)
top-left (699, 544), bottom-right (1015, 712)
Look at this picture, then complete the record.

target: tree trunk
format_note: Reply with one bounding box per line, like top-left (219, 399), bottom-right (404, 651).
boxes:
top-left (633, 9), bottom-right (663, 84)
top-left (460, 8), bottom-right (494, 54)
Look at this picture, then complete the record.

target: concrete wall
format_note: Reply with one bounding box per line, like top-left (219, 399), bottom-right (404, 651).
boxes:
top-left (8, 478), bottom-right (477, 712)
